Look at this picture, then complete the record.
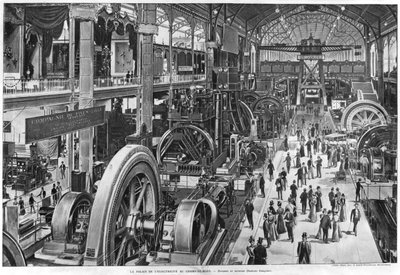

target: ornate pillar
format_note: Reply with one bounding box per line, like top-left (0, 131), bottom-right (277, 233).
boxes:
top-left (67, 9), bottom-right (76, 189)
top-left (364, 26), bottom-right (371, 78)
top-left (191, 21), bottom-right (195, 82)
top-left (206, 5), bottom-right (216, 89)
top-left (319, 59), bottom-right (327, 106)
top-left (71, 4), bottom-right (96, 191)
top-left (137, 4), bottom-right (157, 144)
top-left (376, 21), bottom-right (384, 104)
top-left (168, 6), bottom-right (174, 128)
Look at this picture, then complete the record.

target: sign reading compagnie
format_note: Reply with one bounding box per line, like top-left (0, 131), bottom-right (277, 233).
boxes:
top-left (25, 106), bottom-right (105, 143)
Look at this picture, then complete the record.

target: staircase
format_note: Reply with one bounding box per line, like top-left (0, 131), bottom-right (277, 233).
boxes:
top-left (353, 81), bottom-right (378, 102)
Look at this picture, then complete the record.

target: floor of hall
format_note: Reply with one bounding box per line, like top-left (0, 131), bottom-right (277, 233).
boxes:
top-left (225, 112), bottom-right (382, 265)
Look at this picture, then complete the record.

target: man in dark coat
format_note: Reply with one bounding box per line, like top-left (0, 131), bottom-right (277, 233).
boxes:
top-left (306, 139), bottom-right (313, 158)
top-left (300, 188), bottom-right (308, 214)
top-left (290, 180), bottom-right (298, 201)
top-left (328, 187), bottom-right (335, 213)
top-left (245, 199), bottom-right (255, 230)
top-left (320, 210), bottom-right (332, 243)
top-left (275, 175), bottom-right (283, 200)
top-left (284, 152), bottom-right (291, 173)
top-left (355, 178), bottom-right (364, 202)
top-left (303, 162), bottom-right (308, 184)
top-left (350, 203), bottom-right (361, 236)
top-left (297, 232), bottom-right (311, 264)
top-left (259, 173), bottom-right (265, 198)
top-left (295, 165), bottom-right (305, 187)
top-left (253, 237), bottom-right (267, 264)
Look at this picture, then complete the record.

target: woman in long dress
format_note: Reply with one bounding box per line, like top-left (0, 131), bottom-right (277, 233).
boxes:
top-left (315, 209), bottom-right (326, 239)
top-left (339, 193), bottom-right (347, 222)
top-left (315, 186), bottom-right (323, 212)
top-left (300, 144), bottom-right (305, 158)
top-left (264, 210), bottom-right (278, 244)
top-left (332, 147), bottom-right (338, 167)
top-left (295, 150), bottom-right (301, 168)
top-left (308, 195), bottom-right (317, 223)
top-left (276, 201), bottom-right (287, 237)
top-left (331, 212), bottom-right (342, 242)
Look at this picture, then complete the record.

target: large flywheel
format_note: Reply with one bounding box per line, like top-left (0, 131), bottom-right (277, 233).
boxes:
top-left (340, 100), bottom-right (390, 132)
top-left (51, 192), bottom-right (93, 246)
top-left (3, 231), bottom-right (26, 266)
top-left (356, 125), bottom-right (396, 155)
top-left (172, 198), bottom-right (218, 264)
top-left (156, 124), bottom-right (215, 167)
top-left (84, 145), bottom-right (161, 266)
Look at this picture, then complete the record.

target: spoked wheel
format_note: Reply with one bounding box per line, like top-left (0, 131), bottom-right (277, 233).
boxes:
top-left (84, 145), bottom-right (161, 266)
top-left (341, 100), bottom-right (389, 132)
top-left (3, 231), bottom-right (26, 266)
top-left (156, 124), bottom-right (215, 165)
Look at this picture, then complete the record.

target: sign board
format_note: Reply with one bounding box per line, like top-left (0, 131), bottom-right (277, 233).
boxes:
top-left (297, 54), bottom-right (324, 60)
top-left (25, 106), bottom-right (105, 143)
top-left (178, 66), bottom-right (193, 72)
top-left (138, 24), bottom-right (158, 35)
top-left (244, 51), bottom-right (250, 56)
top-left (3, 121), bottom-right (11, 133)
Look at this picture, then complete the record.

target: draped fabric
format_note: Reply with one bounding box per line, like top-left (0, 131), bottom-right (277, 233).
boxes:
top-left (25, 6), bottom-right (69, 58)
top-left (37, 138), bottom-right (59, 159)
top-left (25, 6), bottom-right (69, 30)
top-left (94, 17), bottom-right (112, 47)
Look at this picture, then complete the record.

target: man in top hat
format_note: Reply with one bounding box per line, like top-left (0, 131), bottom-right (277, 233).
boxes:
top-left (284, 152), bottom-right (292, 173)
top-left (259, 172), bottom-right (265, 198)
top-left (355, 178), bottom-right (364, 202)
top-left (290, 180), bottom-right (298, 201)
top-left (350, 203), bottom-right (361, 236)
top-left (245, 199), bottom-right (255, 230)
top-left (246, 236), bottom-right (256, 264)
top-left (253, 237), bottom-right (267, 264)
top-left (328, 187), bottom-right (335, 213)
top-left (297, 232), bottom-right (311, 264)
top-left (320, 210), bottom-right (332, 243)
top-left (300, 188), bottom-right (308, 215)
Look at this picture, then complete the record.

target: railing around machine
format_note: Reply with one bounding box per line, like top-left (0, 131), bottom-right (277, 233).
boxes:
top-left (211, 191), bottom-right (252, 265)
top-left (16, 186), bottom-right (71, 257)
top-left (349, 171), bottom-right (397, 263)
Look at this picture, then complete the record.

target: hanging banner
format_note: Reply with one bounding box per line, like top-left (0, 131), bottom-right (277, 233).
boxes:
top-left (25, 106), bottom-right (105, 143)
top-left (222, 24), bottom-right (239, 54)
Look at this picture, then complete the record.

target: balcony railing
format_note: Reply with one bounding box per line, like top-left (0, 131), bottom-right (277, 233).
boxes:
top-left (93, 76), bottom-right (140, 88)
top-left (3, 78), bottom-right (79, 97)
top-left (3, 74), bottom-right (206, 98)
top-left (154, 74), bottom-right (206, 84)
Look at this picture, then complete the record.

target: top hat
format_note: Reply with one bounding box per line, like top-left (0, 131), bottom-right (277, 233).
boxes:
top-left (258, 237), bottom-right (263, 244)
